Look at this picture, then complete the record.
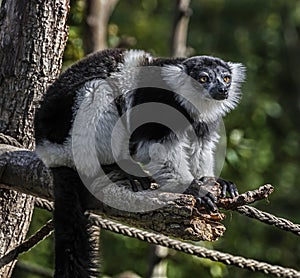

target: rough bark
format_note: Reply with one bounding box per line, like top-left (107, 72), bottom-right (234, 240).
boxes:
top-left (171, 0), bottom-right (192, 57)
top-left (0, 0), bottom-right (69, 276)
top-left (83, 0), bottom-right (119, 54)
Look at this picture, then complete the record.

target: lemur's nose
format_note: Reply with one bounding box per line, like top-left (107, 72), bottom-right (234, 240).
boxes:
top-left (218, 85), bottom-right (228, 93)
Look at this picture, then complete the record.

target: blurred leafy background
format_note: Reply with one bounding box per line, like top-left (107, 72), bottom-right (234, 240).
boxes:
top-left (12, 0), bottom-right (300, 277)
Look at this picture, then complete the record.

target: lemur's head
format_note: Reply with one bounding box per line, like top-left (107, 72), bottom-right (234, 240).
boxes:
top-left (182, 56), bottom-right (235, 101)
top-left (161, 55), bottom-right (246, 121)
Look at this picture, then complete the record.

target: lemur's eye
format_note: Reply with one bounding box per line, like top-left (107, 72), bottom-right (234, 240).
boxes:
top-left (199, 76), bottom-right (208, 83)
top-left (223, 76), bottom-right (231, 83)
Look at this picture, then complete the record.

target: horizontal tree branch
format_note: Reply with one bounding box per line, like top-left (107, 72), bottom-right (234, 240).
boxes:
top-left (0, 144), bottom-right (54, 200)
top-left (0, 144), bottom-right (274, 242)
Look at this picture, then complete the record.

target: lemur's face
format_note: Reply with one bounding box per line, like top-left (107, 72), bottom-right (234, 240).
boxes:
top-left (183, 57), bottom-right (232, 101)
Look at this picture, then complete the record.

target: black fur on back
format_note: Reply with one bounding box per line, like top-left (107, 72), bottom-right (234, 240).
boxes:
top-left (147, 57), bottom-right (186, 67)
top-left (34, 48), bottom-right (126, 144)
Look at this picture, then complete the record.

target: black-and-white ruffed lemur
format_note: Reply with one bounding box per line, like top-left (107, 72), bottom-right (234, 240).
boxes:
top-left (34, 48), bottom-right (246, 277)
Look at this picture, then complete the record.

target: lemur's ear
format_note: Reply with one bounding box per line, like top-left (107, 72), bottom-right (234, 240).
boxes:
top-left (161, 64), bottom-right (186, 88)
top-left (228, 62), bottom-right (246, 84)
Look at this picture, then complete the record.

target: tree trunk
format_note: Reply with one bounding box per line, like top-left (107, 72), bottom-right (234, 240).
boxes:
top-left (0, 0), bottom-right (69, 276)
top-left (171, 0), bottom-right (192, 57)
top-left (83, 0), bottom-right (119, 54)
top-left (147, 245), bottom-right (168, 278)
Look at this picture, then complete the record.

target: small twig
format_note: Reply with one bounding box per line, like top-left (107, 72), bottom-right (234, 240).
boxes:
top-left (217, 184), bottom-right (274, 210)
top-left (0, 220), bottom-right (54, 268)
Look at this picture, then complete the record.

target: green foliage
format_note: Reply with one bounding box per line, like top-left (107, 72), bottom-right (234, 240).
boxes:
top-left (18, 0), bottom-right (300, 277)
top-left (109, 0), bottom-right (174, 55)
top-left (63, 0), bottom-right (85, 67)
top-left (101, 230), bottom-right (150, 276)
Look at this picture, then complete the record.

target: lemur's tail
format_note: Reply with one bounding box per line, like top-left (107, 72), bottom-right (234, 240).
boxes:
top-left (53, 167), bottom-right (99, 278)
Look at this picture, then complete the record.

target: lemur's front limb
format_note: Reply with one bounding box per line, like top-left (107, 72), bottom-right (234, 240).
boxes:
top-left (131, 140), bottom-right (223, 212)
top-left (186, 131), bottom-right (239, 212)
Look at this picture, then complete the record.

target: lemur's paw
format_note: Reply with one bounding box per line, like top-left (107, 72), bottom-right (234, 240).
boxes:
top-left (118, 160), bottom-right (154, 192)
top-left (128, 175), bottom-right (153, 192)
top-left (102, 160), bottom-right (154, 192)
top-left (184, 178), bottom-right (218, 212)
top-left (216, 178), bottom-right (239, 198)
top-left (184, 177), bottom-right (239, 213)
top-left (199, 177), bottom-right (239, 199)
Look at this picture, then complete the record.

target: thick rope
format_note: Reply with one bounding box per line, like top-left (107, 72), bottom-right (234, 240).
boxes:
top-left (33, 198), bottom-right (300, 277)
top-left (88, 214), bottom-right (300, 278)
top-left (236, 205), bottom-right (300, 236)
top-left (34, 197), bottom-right (54, 212)
top-left (0, 220), bottom-right (53, 268)
top-left (0, 133), bottom-right (23, 148)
